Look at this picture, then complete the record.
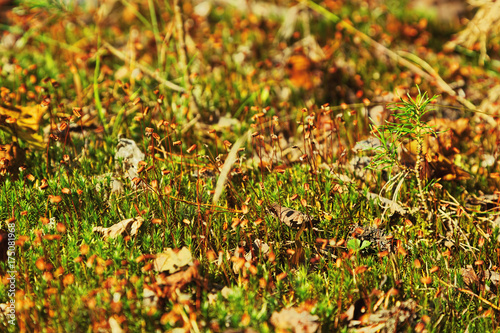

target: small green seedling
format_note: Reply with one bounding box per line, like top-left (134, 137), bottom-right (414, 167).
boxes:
top-left (369, 86), bottom-right (438, 214)
top-left (347, 238), bottom-right (372, 252)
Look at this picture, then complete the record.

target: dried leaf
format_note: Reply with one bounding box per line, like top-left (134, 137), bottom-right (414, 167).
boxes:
top-left (366, 192), bottom-right (408, 215)
top-left (153, 247), bottom-right (193, 274)
top-left (429, 154), bottom-right (470, 180)
top-left (142, 286), bottom-right (160, 308)
top-left (348, 224), bottom-right (393, 253)
top-left (93, 217), bottom-right (144, 240)
top-left (425, 118), bottom-right (469, 156)
top-left (346, 298), bottom-right (417, 332)
top-left (0, 104), bottom-right (45, 149)
top-left (252, 239), bottom-right (270, 256)
top-left (156, 261), bottom-right (199, 299)
top-left (270, 307), bottom-right (319, 333)
top-left (460, 265), bottom-right (499, 293)
top-left (114, 138), bottom-right (145, 184)
top-left (269, 203), bottom-right (317, 229)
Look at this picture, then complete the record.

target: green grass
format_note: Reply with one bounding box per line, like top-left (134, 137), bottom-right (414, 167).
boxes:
top-left (1, 1), bottom-right (499, 332)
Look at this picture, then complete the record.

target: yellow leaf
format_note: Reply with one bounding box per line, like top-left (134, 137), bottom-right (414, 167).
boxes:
top-left (0, 103), bottom-right (45, 149)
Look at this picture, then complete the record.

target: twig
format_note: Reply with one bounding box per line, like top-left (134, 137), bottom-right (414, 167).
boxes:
top-left (173, 0), bottom-right (189, 83)
top-left (103, 42), bottom-right (185, 92)
top-left (397, 51), bottom-right (497, 126)
top-left (307, 2), bottom-right (498, 126)
top-left (173, 0), bottom-right (200, 117)
top-left (437, 277), bottom-right (500, 311)
top-left (307, 1), bottom-right (433, 81)
top-left (181, 114), bottom-right (201, 135)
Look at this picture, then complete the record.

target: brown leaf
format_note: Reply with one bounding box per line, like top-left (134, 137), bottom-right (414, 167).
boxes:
top-left (269, 203), bottom-right (316, 229)
top-left (460, 265), bottom-right (499, 293)
top-left (348, 224), bottom-right (393, 253)
top-left (156, 260), bottom-right (199, 299)
top-left (400, 141), bottom-right (470, 180)
top-left (92, 217), bottom-right (144, 240)
top-left (426, 152), bottom-right (471, 180)
top-left (345, 298), bottom-right (417, 332)
top-left (270, 306), bottom-right (319, 333)
top-left (153, 247), bottom-right (193, 274)
top-left (425, 118), bottom-right (469, 156)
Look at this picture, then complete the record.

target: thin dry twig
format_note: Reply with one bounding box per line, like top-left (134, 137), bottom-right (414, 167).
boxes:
top-left (103, 42), bottom-right (185, 92)
top-left (308, 2), bottom-right (497, 126)
top-left (173, 0), bottom-right (200, 117)
top-left (397, 51), bottom-right (497, 126)
top-left (307, 1), bottom-right (433, 80)
top-left (437, 277), bottom-right (500, 311)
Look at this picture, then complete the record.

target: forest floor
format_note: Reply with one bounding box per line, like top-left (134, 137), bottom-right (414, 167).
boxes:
top-left (0, 1), bottom-right (499, 332)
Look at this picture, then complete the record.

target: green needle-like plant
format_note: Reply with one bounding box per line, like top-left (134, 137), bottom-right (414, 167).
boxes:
top-left (369, 86), bottom-right (438, 214)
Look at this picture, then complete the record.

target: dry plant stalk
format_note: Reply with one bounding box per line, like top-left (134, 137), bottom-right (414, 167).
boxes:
top-left (104, 42), bottom-right (184, 92)
top-left (173, 0), bottom-right (200, 117)
top-left (445, 0), bottom-right (500, 65)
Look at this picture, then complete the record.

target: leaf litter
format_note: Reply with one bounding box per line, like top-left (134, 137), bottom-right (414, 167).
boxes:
top-left (93, 217), bottom-right (144, 240)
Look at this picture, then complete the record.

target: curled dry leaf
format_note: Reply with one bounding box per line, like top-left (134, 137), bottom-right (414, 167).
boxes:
top-left (348, 224), bottom-right (393, 253)
top-left (156, 261), bottom-right (199, 299)
top-left (114, 138), bottom-right (145, 186)
top-left (270, 306), bottom-right (319, 333)
top-left (345, 298), bottom-right (418, 332)
top-left (425, 118), bottom-right (469, 157)
top-left (93, 217), bottom-right (144, 240)
top-left (153, 247), bottom-right (193, 274)
top-left (366, 192), bottom-right (408, 215)
top-left (269, 203), bottom-right (317, 229)
top-left (142, 286), bottom-right (160, 308)
top-left (460, 265), bottom-right (499, 294)
top-left (400, 138), bottom-right (471, 181)
top-left (253, 239), bottom-right (270, 256)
